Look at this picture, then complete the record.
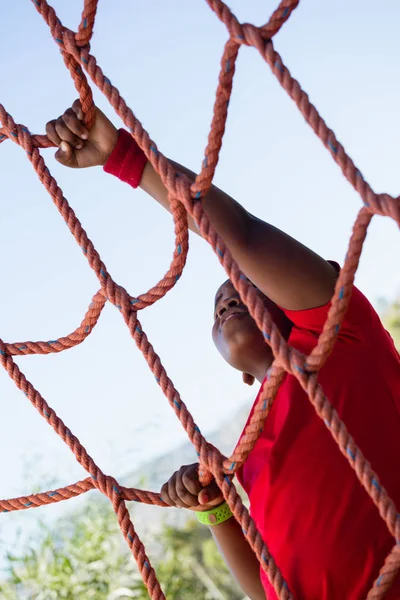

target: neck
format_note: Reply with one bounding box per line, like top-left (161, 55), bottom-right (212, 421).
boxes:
top-left (252, 356), bottom-right (272, 384)
top-left (252, 322), bottom-right (291, 383)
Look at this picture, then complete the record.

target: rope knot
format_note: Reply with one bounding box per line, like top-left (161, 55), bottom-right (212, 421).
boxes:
top-left (274, 345), bottom-right (311, 381)
top-left (0, 338), bottom-right (8, 360)
top-left (0, 108), bottom-right (34, 155)
top-left (75, 29), bottom-right (93, 51)
top-left (88, 470), bottom-right (125, 510)
top-left (111, 284), bottom-right (131, 316)
top-left (361, 190), bottom-right (400, 224)
top-left (198, 444), bottom-right (222, 488)
top-left (0, 107), bottom-right (15, 139)
top-left (375, 193), bottom-right (400, 224)
top-left (62, 28), bottom-right (83, 62)
top-left (199, 442), bottom-right (224, 472)
top-left (241, 22), bottom-right (270, 54)
top-left (173, 172), bottom-right (192, 209)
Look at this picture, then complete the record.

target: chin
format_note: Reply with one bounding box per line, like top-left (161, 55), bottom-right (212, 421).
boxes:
top-left (222, 319), bottom-right (263, 345)
top-left (226, 335), bottom-right (267, 366)
top-left (213, 317), bottom-right (271, 368)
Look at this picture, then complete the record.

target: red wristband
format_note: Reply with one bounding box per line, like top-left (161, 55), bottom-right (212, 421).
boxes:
top-left (103, 129), bottom-right (148, 189)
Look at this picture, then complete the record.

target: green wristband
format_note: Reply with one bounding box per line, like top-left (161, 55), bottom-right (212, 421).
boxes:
top-left (196, 502), bottom-right (233, 526)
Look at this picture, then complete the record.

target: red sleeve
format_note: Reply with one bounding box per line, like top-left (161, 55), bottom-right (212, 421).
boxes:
top-left (103, 128), bottom-right (147, 188)
top-left (282, 263), bottom-right (379, 342)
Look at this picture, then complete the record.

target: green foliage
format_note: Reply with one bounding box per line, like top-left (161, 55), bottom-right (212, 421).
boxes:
top-left (0, 501), bottom-right (143, 600)
top-left (0, 500), bottom-right (244, 600)
top-left (155, 520), bottom-right (243, 599)
top-left (382, 299), bottom-right (400, 349)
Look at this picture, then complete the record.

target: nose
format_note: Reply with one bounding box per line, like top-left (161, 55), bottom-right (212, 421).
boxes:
top-left (217, 296), bottom-right (240, 318)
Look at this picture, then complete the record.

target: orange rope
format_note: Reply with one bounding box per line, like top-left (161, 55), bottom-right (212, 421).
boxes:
top-left (0, 1), bottom-right (399, 598)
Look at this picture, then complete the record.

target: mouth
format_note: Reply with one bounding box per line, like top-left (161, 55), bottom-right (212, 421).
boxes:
top-left (221, 310), bottom-right (247, 328)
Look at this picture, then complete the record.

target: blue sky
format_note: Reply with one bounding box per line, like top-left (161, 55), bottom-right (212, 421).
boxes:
top-left (0, 0), bottom-right (399, 563)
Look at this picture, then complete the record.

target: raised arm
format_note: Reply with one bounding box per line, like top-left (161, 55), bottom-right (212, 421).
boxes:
top-left (46, 102), bottom-right (337, 310)
top-left (141, 158), bottom-right (337, 310)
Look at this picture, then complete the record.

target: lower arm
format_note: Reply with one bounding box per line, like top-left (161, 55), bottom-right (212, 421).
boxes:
top-left (210, 518), bottom-right (266, 600)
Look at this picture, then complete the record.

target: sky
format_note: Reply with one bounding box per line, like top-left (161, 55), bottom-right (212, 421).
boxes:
top-left (0, 0), bottom-right (399, 565)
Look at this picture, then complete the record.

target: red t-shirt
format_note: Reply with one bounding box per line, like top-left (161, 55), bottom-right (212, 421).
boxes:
top-left (103, 135), bottom-right (400, 598)
top-left (237, 284), bottom-right (400, 599)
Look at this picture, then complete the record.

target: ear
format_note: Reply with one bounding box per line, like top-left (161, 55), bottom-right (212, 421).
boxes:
top-left (242, 372), bottom-right (255, 386)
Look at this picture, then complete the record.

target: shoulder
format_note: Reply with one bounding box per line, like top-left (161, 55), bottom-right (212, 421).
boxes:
top-left (282, 262), bottom-right (384, 344)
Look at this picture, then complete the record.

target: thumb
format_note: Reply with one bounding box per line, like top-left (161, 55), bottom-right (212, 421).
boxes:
top-left (198, 481), bottom-right (223, 507)
top-left (55, 141), bottom-right (74, 166)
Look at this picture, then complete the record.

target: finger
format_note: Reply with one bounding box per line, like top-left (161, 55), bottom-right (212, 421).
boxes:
top-left (160, 482), bottom-right (173, 507)
top-left (168, 475), bottom-right (186, 508)
top-left (175, 471), bottom-right (199, 508)
top-left (182, 466), bottom-right (202, 497)
top-left (62, 108), bottom-right (89, 140)
top-left (55, 116), bottom-right (83, 149)
top-left (72, 99), bottom-right (84, 121)
top-left (45, 120), bottom-right (62, 147)
top-left (198, 480), bottom-right (223, 506)
top-left (55, 141), bottom-right (74, 165)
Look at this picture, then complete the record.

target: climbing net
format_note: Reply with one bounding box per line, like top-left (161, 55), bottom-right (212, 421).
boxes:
top-left (0, 1), bottom-right (399, 598)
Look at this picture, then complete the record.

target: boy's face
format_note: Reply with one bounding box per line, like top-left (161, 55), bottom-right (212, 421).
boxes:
top-left (212, 279), bottom-right (276, 376)
top-left (212, 279), bottom-right (291, 379)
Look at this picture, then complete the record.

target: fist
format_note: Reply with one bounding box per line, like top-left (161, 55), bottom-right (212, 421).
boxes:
top-left (161, 463), bottom-right (224, 512)
top-left (45, 99), bottom-right (118, 169)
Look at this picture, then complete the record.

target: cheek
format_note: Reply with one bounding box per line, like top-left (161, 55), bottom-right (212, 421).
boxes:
top-left (212, 322), bottom-right (221, 348)
top-left (212, 323), bottom-right (229, 357)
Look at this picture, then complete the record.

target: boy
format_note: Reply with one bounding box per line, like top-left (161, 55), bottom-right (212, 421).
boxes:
top-left (46, 102), bottom-right (400, 599)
